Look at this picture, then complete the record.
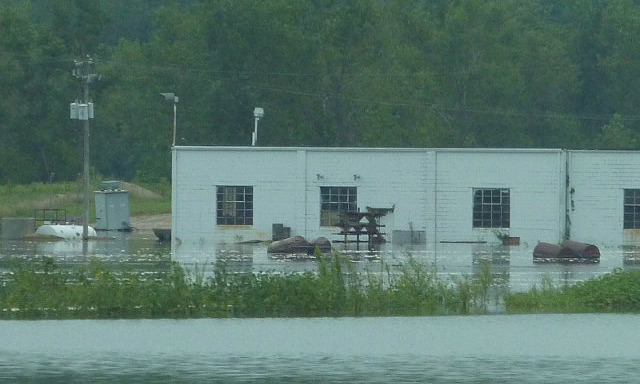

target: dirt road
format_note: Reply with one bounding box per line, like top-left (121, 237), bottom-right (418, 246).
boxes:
top-left (129, 213), bottom-right (171, 237)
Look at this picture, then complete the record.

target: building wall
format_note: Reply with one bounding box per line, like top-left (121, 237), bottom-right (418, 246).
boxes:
top-left (304, 149), bottom-right (430, 241)
top-left (568, 151), bottom-right (640, 246)
top-left (172, 147), bottom-right (431, 246)
top-left (172, 147), bottom-right (574, 251)
top-left (433, 149), bottom-right (566, 245)
top-left (172, 147), bottom-right (303, 245)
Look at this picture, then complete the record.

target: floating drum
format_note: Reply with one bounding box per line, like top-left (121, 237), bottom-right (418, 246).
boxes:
top-left (559, 240), bottom-right (600, 259)
top-left (533, 242), bottom-right (562, 259)
top-left (267, 236), bottom-right (311, 254)
top-left (309, 237), bottom-right (332, 253)
top-left (533, 240), bottom-right (600, 263)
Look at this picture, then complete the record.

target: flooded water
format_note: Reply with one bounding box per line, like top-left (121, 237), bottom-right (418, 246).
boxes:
top-left (2, 314), bottom-right (640, 382)
top-left (1, 231), bottom-right (169, 266)
top-left (172, 239), bottom-right (639, 293)
top-left (2, 235), bottom-right (640, 381)
top-left (2, 231), bottom-right (639, 294)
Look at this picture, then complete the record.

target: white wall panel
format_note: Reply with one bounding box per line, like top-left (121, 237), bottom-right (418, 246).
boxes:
top-left (568, 151), bottom-right (640, 245)
top-left (173, 147), bottom-right (571, 250)
top-left (434, 150), bottom-right (565, 245)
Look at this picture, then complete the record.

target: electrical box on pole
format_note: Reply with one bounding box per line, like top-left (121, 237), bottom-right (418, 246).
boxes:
top-left (70, 102), bottom-right (94, 120)
top-left (70, 102), bottom-right (78, 119)
top-left (71, 56), bottom-right (98, 241)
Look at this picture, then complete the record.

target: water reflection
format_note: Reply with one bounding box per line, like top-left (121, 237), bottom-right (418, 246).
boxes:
top-left (0, 231), bottom-right (635, 293)
top-left (174, 240), bottom-right (631, 293)
top-left (0, 231), bottom-right (171, 273)
top-left (1, 236), bottom-right (638, 381)
top-left (621, 245), bottom-right (640, 267)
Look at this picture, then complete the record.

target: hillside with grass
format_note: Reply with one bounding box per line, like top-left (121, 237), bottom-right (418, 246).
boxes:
top-left (0, 181), bottom-right (171, 222)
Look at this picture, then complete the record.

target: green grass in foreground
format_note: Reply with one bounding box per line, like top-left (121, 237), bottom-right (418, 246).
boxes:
top-left (505, 268), bottom-right (640, 314)
top-left (0, 252), bottom-right (499, 319)
top-left (4, 250), bottom-right (639, 319)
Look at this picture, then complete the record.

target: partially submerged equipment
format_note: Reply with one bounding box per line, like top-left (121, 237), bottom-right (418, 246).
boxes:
top-left (309, 237), bottom-right (332, 253)
top-left (268, 236), bottom-right (310, 254)
top-left (533, 240), bottom-right (600, 263)
top-left (153, 228), bottom-right (171, 242)
top-left (34, 224), bottom-right (97, 240)
top-left (95, 180), bottom-right (131, 231)
top-left (267, 236), bottom-right (331, 254)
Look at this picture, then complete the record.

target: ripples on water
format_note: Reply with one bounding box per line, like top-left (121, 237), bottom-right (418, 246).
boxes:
top-left (2, 231), bottom-right (638, 293)
top-left (6, 355), bottom-right (639, 383)
top-left (3, 236), bottom-right (640, 382)
top-left (2, 315), bottom-right (640, 383)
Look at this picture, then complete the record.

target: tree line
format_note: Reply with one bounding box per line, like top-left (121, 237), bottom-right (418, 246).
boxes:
top-left (2, 0), bottom-right (640, 184)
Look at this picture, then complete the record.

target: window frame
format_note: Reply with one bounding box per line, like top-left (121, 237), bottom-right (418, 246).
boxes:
top-left (216, 185), bottom-right (253, 226)
top-left (624, 189), bottom-right (640, 229)
top-left (320, 186), bottom-right (357, 227)
top-left (472, 188), bottom-right (510, 229)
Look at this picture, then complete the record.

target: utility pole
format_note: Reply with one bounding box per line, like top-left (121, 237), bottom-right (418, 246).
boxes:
top-left (71, 56), bottom-right (98, 241)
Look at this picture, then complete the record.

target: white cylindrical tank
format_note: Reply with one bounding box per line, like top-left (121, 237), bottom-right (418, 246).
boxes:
top-left (35, 224), bottom-right (96, 240)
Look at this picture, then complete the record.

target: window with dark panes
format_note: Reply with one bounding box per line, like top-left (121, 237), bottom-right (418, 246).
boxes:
top-left (624, 189), bottom-right (640, 229)
top-left (472, 188), bottom-right (510, 228)
top-left (216, 186), bottom-right (253, 225)
top-left (320, 186), bottom-right (357, 226)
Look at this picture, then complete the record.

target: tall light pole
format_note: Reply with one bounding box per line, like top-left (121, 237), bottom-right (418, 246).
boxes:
top-left (252, 107), bottom-right (264, 146)
top-left (71, 57), bottom-right (98, 241)
top-left (161, 93), bottom-right (179, 146)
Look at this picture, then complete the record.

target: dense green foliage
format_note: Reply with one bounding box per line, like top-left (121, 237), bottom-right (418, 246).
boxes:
top-left (506, 268), bottom-right (640, 313)
top-left (0, 254), bottom-right (497, 319)
top-left (4, 1), bottom-right (640, 183)
top-left (3, 254), bottom-right (640, 319)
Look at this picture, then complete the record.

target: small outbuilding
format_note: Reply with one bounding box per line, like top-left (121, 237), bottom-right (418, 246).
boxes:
top-left (95, 180), bottom-right (130, 231)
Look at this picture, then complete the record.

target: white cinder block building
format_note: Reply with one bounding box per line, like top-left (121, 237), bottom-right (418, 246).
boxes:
top-left (171, 146), bottom-right (640, 253)
top-left (567, 151), bottom-right (640, 245)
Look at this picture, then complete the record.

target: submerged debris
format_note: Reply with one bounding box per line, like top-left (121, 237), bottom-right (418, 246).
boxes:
top-left (267, 236), bottom-right (331, 254)
top-left (533, 240), bottom-right (600, 263)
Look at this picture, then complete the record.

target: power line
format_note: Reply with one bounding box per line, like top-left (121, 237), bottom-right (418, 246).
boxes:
top-left (97, 59), bottom-right (637, 123)
top-left (1, 52), bottom-right (626, 123)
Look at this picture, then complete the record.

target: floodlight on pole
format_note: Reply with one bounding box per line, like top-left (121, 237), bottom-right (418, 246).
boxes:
top-left (252, 107), bottom-right (264, 146)
top-left (161, 93), bottom-right (179, 146)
